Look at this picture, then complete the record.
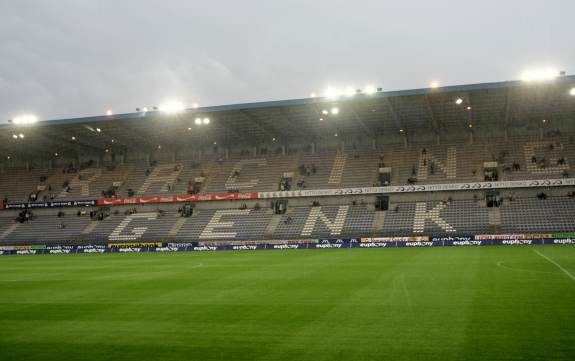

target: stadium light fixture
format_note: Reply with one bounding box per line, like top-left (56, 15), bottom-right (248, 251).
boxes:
top-left (12, 134), bottom-right (18, 139)
top-left (455, 98), bottom-right (463, 105)
top-left (96, 128), bottom-right (102, 133)
top-left (192, 103), bottom-right (199, 109)
top-left (203, 117), bottom-right (210, 124)
top-left (331, 107), bottom-right (339, 115)
top-left (187, 127), bottom-right (192, 131)
top-left (322, 109), bottom-right (329, 115)
top-left (310, 93), bottom-right (316, 98)
top-left (324, 87), bottom-right (341, 100)
top-left (18, 133), bottom-right (24, 139)
top-left (106, 110), bottom-right (113, 116)
top-left (430, 81), bottom-right (440, 89)
top-left (521, 68), bottom-right (559, 82)
top-left (364, 85), bottom-right (376, 95)
top-left (142, 107), bottom-right (149, 112)
top-left (570, 88), bottom-right (575, 96)
top-left (319, 117), bottom-right (324, 121)
top-left (195, 118), bottom-right (202, 125)
top-left (159, 101), bottom-right (185, 114)
top-left (12, 114), bottom-right (38, 125)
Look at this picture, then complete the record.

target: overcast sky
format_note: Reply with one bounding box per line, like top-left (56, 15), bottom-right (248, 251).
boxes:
top-left (1, 0), bottom-right (573, 121)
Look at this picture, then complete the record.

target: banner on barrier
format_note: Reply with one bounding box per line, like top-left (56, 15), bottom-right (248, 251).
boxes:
top-left (98, 192), bottom-right (258, 206)
top-left (3, 199), bottom-right (97, 209)
top-left (258, 178), bottom-right (575, 199)
top-left (108, 242), bottom-right (162, 248)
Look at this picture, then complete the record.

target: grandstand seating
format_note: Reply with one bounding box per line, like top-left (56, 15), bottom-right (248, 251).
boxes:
top-left (0, 194), bottom-right (574, 244)
top-left (381, 200), bottom-right (491, 236)
top-left (1, 139), bottom-right (574, 203)
top-left (499, 196), bottom-right (575, 233)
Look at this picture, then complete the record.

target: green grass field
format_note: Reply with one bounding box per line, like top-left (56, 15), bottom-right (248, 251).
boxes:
top-left (1, 246), bottom-right (574, 360)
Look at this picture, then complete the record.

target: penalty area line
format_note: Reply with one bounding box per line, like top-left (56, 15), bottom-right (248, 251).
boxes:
top-left (533, 248), bottom-right (575, 282)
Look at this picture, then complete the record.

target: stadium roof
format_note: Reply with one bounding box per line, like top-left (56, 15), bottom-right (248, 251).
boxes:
top-left (2, 75), bottom-right (575, 158)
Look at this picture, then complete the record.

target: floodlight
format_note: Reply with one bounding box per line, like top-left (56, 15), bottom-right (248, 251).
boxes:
top-left (142, 107), bottom-right (148, 112)
top-left (192, 103), bottom-right (199, 109)
top-left (364, 85), bottom-right (376, 95)
top-left (331, 107), bottom-right (339, 115)
top-left (570, 88), bottom-right (575, 96)
top-left (195, 118), bottom-right (202, 125)
top-left (310, 93), bottom-right (316, 98)
top-left (455, 98), bottom-right (463, 105)
top-left (430, 81), bottom-right (439, 88)
top-left (12, 134), bottom-right (18, 139)
top-left (18, 134), bottom-right (24, 139)
top-left (96, 128), bottom-right (101, 132)
top-left (324, 87), bottom-right (340, 99)
top-left (322, 109), bottom-right (329, 115)
top-left (203, 117), bottom-right (210, 124)
top-left (521, 68), bottom-right (559, 81)
top-left (159, 101), bottom-right (185, 114)
top-left (106, 110), bottom-right (113, 116)
top-left (12, 114), bottom-right (38, 125)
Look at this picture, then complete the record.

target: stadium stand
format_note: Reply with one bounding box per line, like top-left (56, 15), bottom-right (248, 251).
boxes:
top-left (1, 76), bottom-right (575, 246)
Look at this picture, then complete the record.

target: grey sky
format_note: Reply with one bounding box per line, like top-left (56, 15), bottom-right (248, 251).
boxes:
top-left (1, 0), bottom-right (573, 121)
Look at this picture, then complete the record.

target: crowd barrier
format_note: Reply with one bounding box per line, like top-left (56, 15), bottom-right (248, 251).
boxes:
top-left (1, 234), bottom-right (574, 256)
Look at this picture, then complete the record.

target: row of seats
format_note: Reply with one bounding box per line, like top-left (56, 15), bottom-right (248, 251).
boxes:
top-left (0, 198), bottom-right (573, 244)
top-left (1, 139), bottom-right (573, 202)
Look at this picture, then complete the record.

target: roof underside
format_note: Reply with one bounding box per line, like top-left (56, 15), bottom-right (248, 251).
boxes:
top-left (1, 76), bottom-right (575, 157)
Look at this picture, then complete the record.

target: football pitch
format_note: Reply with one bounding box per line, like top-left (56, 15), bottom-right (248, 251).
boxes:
top-left (0, 246), bottom-right (574, 361)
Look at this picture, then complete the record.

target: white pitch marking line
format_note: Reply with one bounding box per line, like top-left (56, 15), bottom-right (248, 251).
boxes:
top-left (533, 248), bottom-right (575, 282)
